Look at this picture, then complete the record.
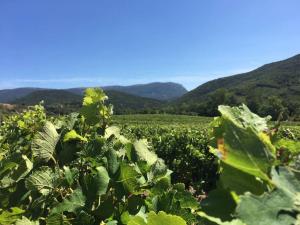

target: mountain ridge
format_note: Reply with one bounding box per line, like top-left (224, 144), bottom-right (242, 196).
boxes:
top-left (0, 82), bottom-right (187, 103)
top-left (173, 53), bottom-right (300, 119)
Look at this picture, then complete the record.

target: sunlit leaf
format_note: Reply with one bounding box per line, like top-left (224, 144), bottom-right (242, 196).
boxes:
top-left (63, 130), bottom-right (87, 142)
top-left (0, 207), bottom-right (24, 225)
top-left (25, 166), bottom-right (56, 195)
top-left (32, 121), bottom-right (59, 163)
top-left (210, 104), bottom-right (275, 182)
top-left (133, 140), bottom-right (158, 166)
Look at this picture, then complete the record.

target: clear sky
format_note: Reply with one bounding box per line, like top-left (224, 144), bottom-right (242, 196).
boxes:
top-left (1, 0), bottom-right (300, 90)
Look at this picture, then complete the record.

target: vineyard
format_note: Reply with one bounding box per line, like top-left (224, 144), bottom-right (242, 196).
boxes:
top-left (0, 88), bottom-right (300, 225)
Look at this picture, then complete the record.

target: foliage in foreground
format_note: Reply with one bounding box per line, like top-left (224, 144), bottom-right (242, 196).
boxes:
top-left (0, 88), bottom-right (299, 225)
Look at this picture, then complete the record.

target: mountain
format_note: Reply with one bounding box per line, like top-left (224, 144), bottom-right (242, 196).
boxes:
top-left (13, 89), bottom-right (164, 114)
top-left (68, 82), bottom-right (187, 101)
top-left (0, 87), bottom-right (44, 103)
top-left (0, 82), bottom-right (187, 103)
top-left (173, 54), bottom-right (300, 119)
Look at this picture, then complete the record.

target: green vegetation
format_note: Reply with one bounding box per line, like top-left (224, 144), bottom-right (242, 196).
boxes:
top-left (0, 88), bottom-right (299, 224)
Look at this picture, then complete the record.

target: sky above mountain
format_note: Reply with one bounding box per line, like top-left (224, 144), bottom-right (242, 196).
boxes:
top-left (0, 0), bottom-right (300, 90)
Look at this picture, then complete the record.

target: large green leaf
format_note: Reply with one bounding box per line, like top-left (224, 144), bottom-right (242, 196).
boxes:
top-left (133, 140), bottom-right (158, 166)
top-left (210, 105), bottom-right (275, 182)
top-left (25, 166), bottom-right (56, 195)
top-left (119, 163), bottom-right (145, 193)
top-left (32, 121), bottom-right (59, 163)
top-left (236, 167), bottom-right (300, 225)
top-left (51, 188), bottom-right (86, 214)
top-left (81, 166), bottom-right (110, 206)
top-left (0, 154), bottom-right (33, 188)
top-left (0, 207), bottom-right (24, 225)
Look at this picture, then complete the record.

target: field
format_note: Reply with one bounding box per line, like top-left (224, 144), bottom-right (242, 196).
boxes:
top-left (0, 89), bottom-right (300, 225)
top-left (113, 114), bottom-right (211, 127)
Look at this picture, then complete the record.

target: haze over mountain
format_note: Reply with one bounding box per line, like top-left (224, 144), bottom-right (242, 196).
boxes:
top-left (0, 82), bottom-right (187, 103)
top-left (68, 82), bottom-right (187, 101)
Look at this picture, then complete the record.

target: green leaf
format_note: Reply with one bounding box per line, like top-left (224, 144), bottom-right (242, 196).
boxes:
top-left (173, 184), bottom-right (199, 210)
top-left (147, 211), bottom-right (187, 225)
top-left (217, 104), bottom-right (270, 132)
top-left (147, 159), bottom-right (168, 182)
top-left (15, 217), bottom-right (40, 225)
top-left (106, 149), bottom-right (120, 177)
top-left (0, 207), bottom-right (24, 225)
top-left (220, 162), bottom-right (268, 195)
top-left (128, 216), bottom-right (147, 225)
top-left (81, 166), bottom-right (110, 206)
top-left (25, 166), bottom-right (56, 195)
top-left (51, 188), bottom-right (86, 214)
top-left (119, 163), bottom-right (145, 193)
top-left (105, 126), bottom-right (129, 144)
top-left (80, 88), bottom-right (110, 125)
top-left (271, 166), bottom-right (300, 194)
top-left (236, 167), bottom-right (300, 225)
top-left (210, 104), bottom-right (275, 182)
top-left (197, 212), bottom-right (245, 225)
top-left (32, 121), bottom-right (59, 163)
top-left (83, 88), bottom-right (108, 105)
top-left (201, 186), bottom-right (237, 221)
top-left (63, 166), bottom-right (78, 186)
top-left (128, 211), bottom-right (187, 225)
top-left (0, 154), bottom-right (33, 188)
top-left (105, 126), bottom-right (121, 139)
top-left (133, 140), bottom-right (158, 166)
top-left (46, 213), bottom-right (71, 225)
top-left (63, 130), bottom-right (87, 142)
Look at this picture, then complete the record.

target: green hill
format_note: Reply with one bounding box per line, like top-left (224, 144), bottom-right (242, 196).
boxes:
top-left (172, 54), bottom-right (300, 120)
top-left (13, 89), bottom-right (164, 115)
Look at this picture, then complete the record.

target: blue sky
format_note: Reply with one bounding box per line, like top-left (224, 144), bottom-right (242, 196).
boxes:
top-left (0, 0), bottom-right (300, 90)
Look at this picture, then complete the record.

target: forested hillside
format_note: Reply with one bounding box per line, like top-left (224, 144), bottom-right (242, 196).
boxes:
top-left (172, 54), bottom-right (300, 120)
